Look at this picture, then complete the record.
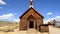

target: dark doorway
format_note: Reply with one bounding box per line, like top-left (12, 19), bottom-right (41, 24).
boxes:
top-left (29, 21), bottom-right (34, 28)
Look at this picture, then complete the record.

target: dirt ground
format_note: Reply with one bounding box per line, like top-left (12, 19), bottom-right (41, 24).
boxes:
top-left (49, 25), bottom-right (60, 34)
top-left (0, 28), bottom-right (49, 34)
top-left (0, 25), bottom-right (60, 34)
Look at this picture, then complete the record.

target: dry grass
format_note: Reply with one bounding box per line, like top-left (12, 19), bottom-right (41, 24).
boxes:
top-left (0, 27), bottom-right (49, 34)
top-left (0, 22), bottom-right (60, 34)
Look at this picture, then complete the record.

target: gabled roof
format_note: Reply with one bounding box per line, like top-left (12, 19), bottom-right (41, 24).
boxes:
top-left (19, 7), bottom-right (44, 18)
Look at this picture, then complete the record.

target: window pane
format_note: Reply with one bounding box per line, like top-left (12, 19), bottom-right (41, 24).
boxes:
top-left (37, 19), bottom-right (40, 26)
top-left (24, 19), bottom-right (27, 26)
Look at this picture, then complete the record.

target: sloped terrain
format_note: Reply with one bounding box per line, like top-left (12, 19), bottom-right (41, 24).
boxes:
top-left (49, 25), bottom-right (60, 34)
top-left (0, 21), bottom-right (60, 34)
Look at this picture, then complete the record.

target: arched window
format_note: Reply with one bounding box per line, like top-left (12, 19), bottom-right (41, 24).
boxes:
top-left (37, 19), bottom-right (40, 26)
top-left (23, 19), bottom-right (27, 26)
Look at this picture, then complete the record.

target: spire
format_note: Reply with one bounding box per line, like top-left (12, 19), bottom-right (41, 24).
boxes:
top-left (30, 0), bottom-right (33, 8)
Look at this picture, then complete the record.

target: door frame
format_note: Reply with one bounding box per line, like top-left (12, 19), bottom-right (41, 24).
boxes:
top-left (29, 21), bottom-right (34, 28)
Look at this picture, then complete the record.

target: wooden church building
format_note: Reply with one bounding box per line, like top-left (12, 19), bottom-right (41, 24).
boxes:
top-left (19, 0), bottom-right (49, 32)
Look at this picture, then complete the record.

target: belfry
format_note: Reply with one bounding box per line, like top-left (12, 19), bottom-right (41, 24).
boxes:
top-left (29, 0), bottom-right (33, 7)
top-left (19, 0), bottom-right (49, 32)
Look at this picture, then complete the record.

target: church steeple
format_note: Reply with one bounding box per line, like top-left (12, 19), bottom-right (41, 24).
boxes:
top-left (30, 0), bottom-right (33, 8)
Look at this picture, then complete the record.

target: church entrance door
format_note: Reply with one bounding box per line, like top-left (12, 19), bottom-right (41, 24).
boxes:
top-left (29, 21), bottom-right (34, 28)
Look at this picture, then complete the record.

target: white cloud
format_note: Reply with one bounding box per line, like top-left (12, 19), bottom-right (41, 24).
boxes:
top-left (0, 0), bottom-right (6, 5)
top-left (44, 18), bottom-right (51, 24)
top-left (54, 16), bottom-right (60, 21)
top-left (47, 12), bottom-right (52, 15)
top-left (0, 13), bottom-right (19, 22)
top-left (0, 14), bottom-right (13, 19)
top-left (44, 16), bottom-right (60, 24)
top-left (13, 18), bottom-right (20, 22)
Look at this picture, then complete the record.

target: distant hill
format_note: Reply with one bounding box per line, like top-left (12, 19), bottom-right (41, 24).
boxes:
top-left (0, 21), bottom-right (18, 26)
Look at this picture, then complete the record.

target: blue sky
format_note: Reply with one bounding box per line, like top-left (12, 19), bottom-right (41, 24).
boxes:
top-left (0, 0), bottom-right (60, 23)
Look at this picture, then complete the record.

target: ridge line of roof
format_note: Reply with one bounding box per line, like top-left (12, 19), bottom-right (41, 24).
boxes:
top-left (19, 7), bottom-right (44, 18)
